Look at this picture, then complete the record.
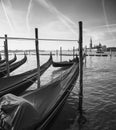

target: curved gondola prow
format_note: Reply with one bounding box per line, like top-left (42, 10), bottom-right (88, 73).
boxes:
top-left (14, 53), bottom-right (17, 60)
top-left (24, 51), bottom-right (27, 56)
top-left (49, 52), bottom-right (53, 61)
top-left (0, 54), bottom-right (17, 68)
top-left (9, 54), bottom-right (27, 71)
top-left (40, 53), bottom-right (53, 75)
top-left (7, 54), bottom-right (17, 65)
top-left (0, 55), bottom-right (27, 78)
top-left (50, 53), bottom-right (53, 63)
top-left (13, 54), bottom-right (27, 68)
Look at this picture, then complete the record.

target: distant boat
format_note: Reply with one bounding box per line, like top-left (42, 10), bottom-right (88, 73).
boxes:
top-left (0, 61), bottom-right (79, 130)
top-left (52, 56), bottom-right (79, 67)
top-left (52, 60), bottom-right (74, 67)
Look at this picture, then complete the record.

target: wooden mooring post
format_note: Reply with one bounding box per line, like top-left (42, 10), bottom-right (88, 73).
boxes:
top-left (60, 46), bottom-right (62, 62)
top-left (73, 46), bottom-right (75, 59)
top-left (78, 21), bottom-right (86, 125)
top-left (110, 48), bottom-right (112, 57)
top-left (78, 21), bottom-right (83, 112)
top-left (4, 35), bottom-right (10, 77)
top-left (35, 28), bottom-right (40, 88)
top-left (56, 49), bottom-right (58, 56)
top-left (84, 46), bottom-right (87, 65)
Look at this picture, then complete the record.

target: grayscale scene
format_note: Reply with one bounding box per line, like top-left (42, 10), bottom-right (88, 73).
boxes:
top-left (0, 0), bottom-right (116, 130)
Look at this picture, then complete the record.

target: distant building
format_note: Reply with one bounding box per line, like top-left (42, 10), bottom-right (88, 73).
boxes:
top-left (102, 45), bottom-right (107, 51)
top-left (99, 43), bottom-right (102, 48)
top-left (88, 38), bottom-right (107, 52)
top-left (107, 47), bottom-right (116, 51)
top-left (93, 43), bottom-right (107, 52)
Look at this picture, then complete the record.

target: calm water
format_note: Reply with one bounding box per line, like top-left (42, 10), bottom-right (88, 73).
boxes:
top-left (10, 54), bottom-right (116, 130)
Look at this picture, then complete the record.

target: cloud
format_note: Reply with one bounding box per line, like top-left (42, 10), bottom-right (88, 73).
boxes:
top-left (37, 20), bottom-right (77, 40)
top-left (89, 23), bottom-right (116, 30)
top-left (36, 0), bottom-right (77, 35)
top-left (0, 0), bottom-right (32, 36)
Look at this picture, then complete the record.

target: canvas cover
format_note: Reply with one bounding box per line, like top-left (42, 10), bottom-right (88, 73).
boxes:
top-left (0, 94), bottom-right (39, 130)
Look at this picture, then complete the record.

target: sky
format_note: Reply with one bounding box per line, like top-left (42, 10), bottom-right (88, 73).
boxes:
top-left (0, 0), bottom-right (116, 50)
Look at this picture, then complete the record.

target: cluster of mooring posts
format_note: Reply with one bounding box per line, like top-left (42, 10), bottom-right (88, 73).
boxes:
top-left (58, 46), bottom-right (77, 62)
top-left (0, 21), bottom-right (86, 126)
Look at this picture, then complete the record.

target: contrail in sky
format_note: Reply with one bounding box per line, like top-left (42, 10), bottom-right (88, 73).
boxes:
top-left (1, 0), bottom-right (14, 32)
top-left (90, 24), bottom-right (116, 30)
top-left (36, 0), bottom-right (77, 35)
top-left (102, 0), bottom-right (115, 39)
top-left (88, 23), bottom-right (116, 34)
top-left (26, 0), bottom-right (33, 31)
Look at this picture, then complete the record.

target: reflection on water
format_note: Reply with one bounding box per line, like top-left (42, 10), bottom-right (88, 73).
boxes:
top-left (9, 54), bottom-right (116, 130)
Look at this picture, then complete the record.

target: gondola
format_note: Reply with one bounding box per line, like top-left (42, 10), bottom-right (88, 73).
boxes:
top-left (52, 56), bottom-right (79, 67)
top-left (0, 60), bottom-right (79, 130)
top-left (0, 54), bottom-right (27, 78)
top-left (0, 54), bottom-right (52, 97)
top-left (0, 54), bottom-right (17, 68)
top-left (52, 60), bottom-right (74, 67)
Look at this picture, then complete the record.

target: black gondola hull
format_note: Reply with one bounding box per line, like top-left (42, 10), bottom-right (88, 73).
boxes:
top-left (0, 55), bottom-right (27, 78)
top-left (0, 55), bottom-right (52, 97)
